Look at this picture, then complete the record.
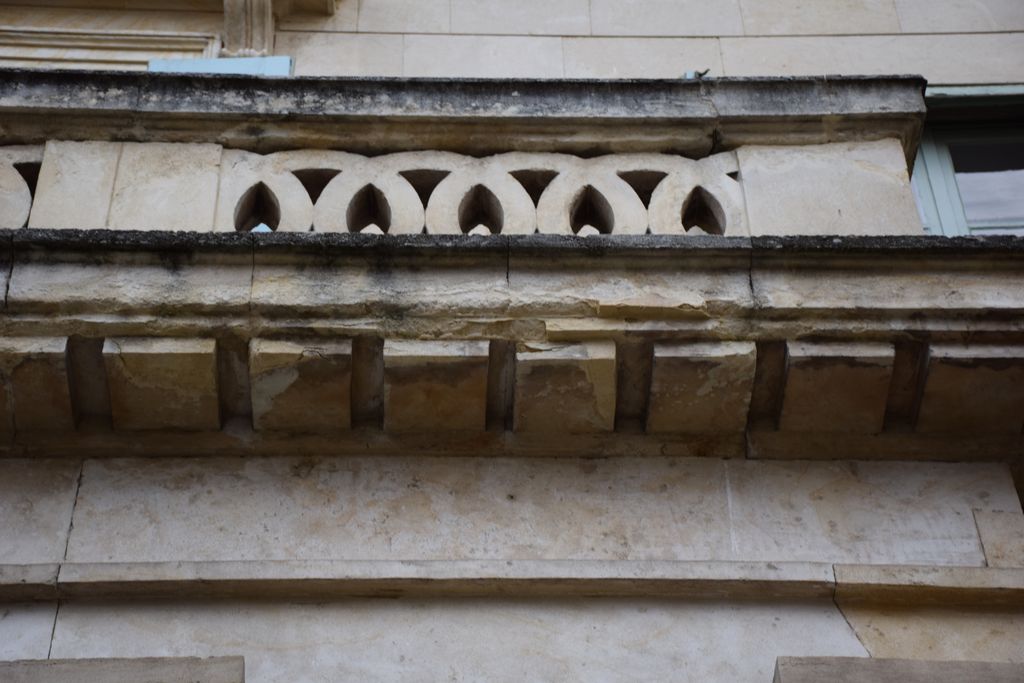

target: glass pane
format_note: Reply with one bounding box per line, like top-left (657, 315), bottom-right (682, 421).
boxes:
top-left (948, 141), bottom-right (1024, 230)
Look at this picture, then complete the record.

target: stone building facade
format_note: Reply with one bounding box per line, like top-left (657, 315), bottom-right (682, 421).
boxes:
top-left (0, 1), bottom-right (1022, 682)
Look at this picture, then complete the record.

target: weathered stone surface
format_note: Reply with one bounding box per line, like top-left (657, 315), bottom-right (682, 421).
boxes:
top-left (726, 461), bottom-right (1016, 566)
top-left (0, 459), bottom-right (79, 564)
top-left (0, 145), bottom-right (41, 230)
top-left (916, 345), bottom-right (1024, 434)
top-left (107, 142), bottom-right (221, 231)
top-left (741, 0), bottom-right (900, 35)
top-left (839, 604), bottom-right (1024, 663)
top-left (0, 603), bottom-right (56, 661)
top-left (61, 457), bottom-right (1014, 566)
top-left (721, 33), bottom-right (1024, 86)
top-left (514, 341), bottom-right (616, 433)
top-left (403, 35), bottom-right (564, 78)
top-left (835, 564), bottom-right (1024, 607)
top-left (779, 342), bottom-right (894, 433)
top-left (739, 140), bottom-right (922, 236)
top-left (8, 258), bottom-right (252, 316)
top-left (53, 559), bottom-right (835, 601)
top-left (252, 254), bottom-right (510, 318)
top-left (249, 338), bottom-right (352, 433)
top-left (0, 337), bottom-right (75, 433)
top-left (774, 656), bottom-right (1024, 683)
top-left (0, 657), bottom-right (245, 683)
top-left (0, 564), bottom-right (58, 602)
top-left (103, 337), bottom-right (220, 431)
top-left (647, 341), bottom-right (756, 433)
top-left (0, 72), bottom-right (926, 161)
top-left (975, 511), bottom-right (1024, 568)
top-left (48, 599), bottom-right (866, 682)
top-left (383, 340), bottom-right (489, 432)
top-left (28, 140), bottom-right (119, 230)
top-left (591, 0), bottom-right (744, 36)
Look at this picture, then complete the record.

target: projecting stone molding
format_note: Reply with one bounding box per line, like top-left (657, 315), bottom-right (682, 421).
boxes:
top-left (2, 332), bottom-right (1024, 457)
top-left (0, 138), bottom-right (924, 237)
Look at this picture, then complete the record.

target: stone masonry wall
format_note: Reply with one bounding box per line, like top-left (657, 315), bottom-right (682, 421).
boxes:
top-left (0, 1), bottom-right (1021, 82)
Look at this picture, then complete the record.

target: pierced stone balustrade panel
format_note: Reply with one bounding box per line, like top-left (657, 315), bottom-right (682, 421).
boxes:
top-left (3, 142), bottom-right (750, 236)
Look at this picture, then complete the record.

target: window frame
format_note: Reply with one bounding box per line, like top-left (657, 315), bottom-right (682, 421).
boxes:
top-left (912, 124), bottom-right (1024, 237)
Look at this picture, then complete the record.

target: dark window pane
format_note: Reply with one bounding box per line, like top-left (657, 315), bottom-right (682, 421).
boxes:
top-left (949, 141), bottom-right (1024, 229)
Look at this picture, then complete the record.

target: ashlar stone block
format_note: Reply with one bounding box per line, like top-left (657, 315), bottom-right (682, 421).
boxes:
top-left (103, 337), bottom-right (220, 431)
top-left (250, 338), bottom-right (352, 433)
top-left (0, 145), bottom-right (41, 230)
top-left (383, 340), bottom-right (489, 432)
top-left (778, 342), bottom-right (894, 433)
top-left (738, 139), bottom-right (922, 236)
top-left (647, 341), bottom-right (756, 433)
top-left (107, 142), bottom-right (221, 231)
top-left (514, 341), bottom-right (616, 433)
top-left (916, 345), bottom-right (1024, 434)
top-left (28, 140), bottom-right (120, 230)
top-left (0, 337), bottom-right (74, 433)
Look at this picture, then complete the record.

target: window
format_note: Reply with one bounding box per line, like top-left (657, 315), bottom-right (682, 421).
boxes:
top-left (912, 126), bottom-right (1024, 237)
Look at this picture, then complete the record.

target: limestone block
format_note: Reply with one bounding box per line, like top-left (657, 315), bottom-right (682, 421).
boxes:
top-left (0, 459), bottom-right (80, 564)
top-left (896, 0), bottom-right (1024, 33)
top-left (107, 142), bottom-right (221, 231)
top-left (48, 599), bottom-right (865, 682)
top-left (0, 337), bottom-right (74, 433)
top-left (738, 139), bottom-right (922, 236)
top-left (741, 0), bottom-right (900, 35)
top-left (383, 340), bottom-right (489, 432)
top-left (514, 341), bottom-right (616, 433)
top-left (975, 511), bottom-right (1024, 568)
top-left (720, 33), bottom-right (1024, 86)
top-left (0, 604), bottom-right (56, 661)
top-left (451, 0), bottom-right (589, 36)
top-left (63, 458), bottom-right (1013, 566)
top-left (359, 0), bottom-right (450, 32)
top-left (725, 461), bottom-right (1019, 567)
top-left (774, 657), bottom-right (1024, 683)
top-left (250, 338), bottom-right (352, 433)
top-left (839, 604), bottom-right (1024, 663)
top-left (403, 35), bottom-right (564, 78)
top-left (0, 657), bottom-right (245, 683)
top-left (278, 32), bottom-right (404, 77)
top-left (103, 337), bottom-right (220, 431)
top-left (778, 342), bottom-right (894, 433)
top-left (590, 0), bottom-right (744, 36)
top-left (564, 37), bottom-right (724, 79)
top-left (28, 140), bottom-right (119, 229)
top-left (916, 345), bottom-right (1024, 434)
top-left (647, 341), bottom-right (756, 433)
top-left (0, 145), bottom-right (41, 229)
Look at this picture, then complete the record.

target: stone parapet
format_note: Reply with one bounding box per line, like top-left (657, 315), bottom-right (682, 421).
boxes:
top-left (0, 72), bottom-right (926, 158)
top-left (4, 140), bottom-right (921, 237)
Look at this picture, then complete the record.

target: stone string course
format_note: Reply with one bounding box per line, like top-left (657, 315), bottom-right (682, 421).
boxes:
top-left (0, 138), bottom-right (923, 237)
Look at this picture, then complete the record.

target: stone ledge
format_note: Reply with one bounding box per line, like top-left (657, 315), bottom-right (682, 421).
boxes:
top-left (2, 560), bottom-right (834, 601)
top-left (0, 657), bottom-right (244, 683)
top-left (834, 564), bottom-right (1024, 607)
top-left (0, 71), bottom-right (925, 157)
top-left (4, 561), bottom-right (1022, 605)
top-left (774, 657), bottom-right (1024, 683)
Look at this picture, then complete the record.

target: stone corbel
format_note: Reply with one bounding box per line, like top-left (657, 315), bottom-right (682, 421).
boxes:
top-left (222, 0), bottom-right (335, 57)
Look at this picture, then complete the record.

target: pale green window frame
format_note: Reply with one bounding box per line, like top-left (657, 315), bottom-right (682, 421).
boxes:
top-left (912, 124), bottom-right (1024, 237)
